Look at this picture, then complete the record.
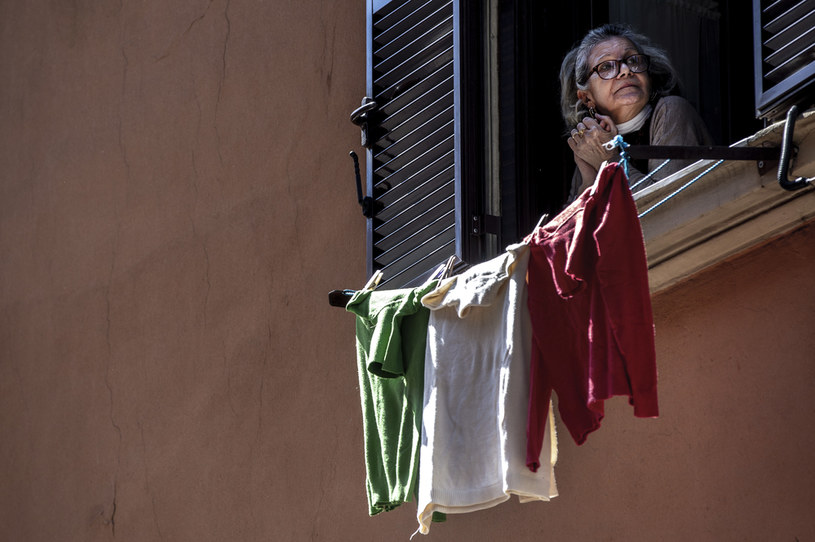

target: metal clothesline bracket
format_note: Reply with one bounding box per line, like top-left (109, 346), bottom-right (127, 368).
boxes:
top-left (624, 144), bottom-right (780, 177)
top-left (622, 105), bottom-right (813, 192)
top-left (777, 105), bottom-right (813, 191)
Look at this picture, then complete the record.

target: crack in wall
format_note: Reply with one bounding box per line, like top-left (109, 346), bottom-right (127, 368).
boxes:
top-left (110, 481), bottom-right (117, 536)
top-left (120, 45), bottom-right (129, 105)
top-left (255, 320), bottom-right (271, 445)
top-left (309, 462), bottom-right (333, 541)
top-left (189, 88), bottom-right (211, 330)
top-left (107, 111), bottom-right (125, 534)
top-left (189, 179), bottom-right (211, 331)
top-left (225, 347), bottom-right (238, 417)
top-left (284, 133), bottom-right (307, 279)
top-left (105, 16), bottom-right (132, 536)
top-left (200, 235), bottom-right (212, 326)
top-left (139, 422), bottom-right (165, 540)
top-left (155, 0), bottom-right (216, 62)
top-left (214, 0), bottom-right (231, 168)
top-left (319, 7), bottom-right (336, 93)
top-left (106, 148), bottom-right (123, 538)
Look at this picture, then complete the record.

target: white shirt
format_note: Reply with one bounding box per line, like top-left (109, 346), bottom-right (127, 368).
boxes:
top-left (415, 243), bottom-right (558, 536)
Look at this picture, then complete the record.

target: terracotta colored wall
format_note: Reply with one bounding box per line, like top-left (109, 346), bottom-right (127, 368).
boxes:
top-left (0, 1), bottom-right (368, 540)
top-left (2, 1), bottom-right (814, 540)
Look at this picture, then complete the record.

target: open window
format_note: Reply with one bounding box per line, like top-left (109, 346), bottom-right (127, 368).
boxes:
top-left (355, 0), bottom-right (815, 290)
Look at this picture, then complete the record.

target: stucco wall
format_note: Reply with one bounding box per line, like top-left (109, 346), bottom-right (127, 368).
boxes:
top-left (1, 1), bottom-right (814, 541)
top-left (0, 1), bottom-right (368, 540)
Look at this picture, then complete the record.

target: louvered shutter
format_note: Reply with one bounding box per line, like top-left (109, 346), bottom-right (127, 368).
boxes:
top-left (754, 0), bottom-right (815, 120)
top-left (365, 0), bottom-right (475, 288)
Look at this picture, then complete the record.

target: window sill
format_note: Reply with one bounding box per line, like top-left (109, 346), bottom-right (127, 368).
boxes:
top-left (636, 108), bottom-right (815, 293)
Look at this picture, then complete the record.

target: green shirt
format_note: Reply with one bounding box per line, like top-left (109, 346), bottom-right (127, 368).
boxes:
top-left (347, 280), bottom-right (437, 516)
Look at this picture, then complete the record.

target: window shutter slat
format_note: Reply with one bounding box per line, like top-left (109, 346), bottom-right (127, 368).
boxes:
top-left (373, 45), bottom-right (454, 98)
top-left (375, 165), bottom-right (454, 223)
top-left (763, 9), bottom-right (815, 52)
top-left (374, 10), bottom-right (453, 73)
top-left (376, 81), bottom-right (454, 147)
top-left (375, 204), bottom-right (456, 264)
top-left (377, 227), bottom-right (456, 283)
top-left (374, 118), bottom-right (454, 177)
top-left (377, 65), bottom-right (453, 118)
top-left (376, 138), bottom-right (455, 197)
top-left (381, 236), bottom-right (456, 288)
top-left (764, 31), bottom-right (815, 82)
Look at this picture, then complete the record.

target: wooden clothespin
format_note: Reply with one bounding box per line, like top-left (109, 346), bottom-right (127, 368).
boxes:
top-left (363, 269), bottom-right (384, 291)
top-left (440, 255), bottom-right (457, 279)
top-left (533, 213), bottom-right (549, 231)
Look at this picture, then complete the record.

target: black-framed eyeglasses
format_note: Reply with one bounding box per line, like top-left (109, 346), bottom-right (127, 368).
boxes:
top-left (590, 54), bottom-right (650, 80)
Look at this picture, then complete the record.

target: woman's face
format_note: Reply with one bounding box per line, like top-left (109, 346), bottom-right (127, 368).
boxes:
top-left (578, 37), bottom-right (652, 125)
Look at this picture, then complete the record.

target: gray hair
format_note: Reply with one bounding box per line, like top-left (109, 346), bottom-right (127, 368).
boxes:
top-left (559, 23), bottom-right (681, 129)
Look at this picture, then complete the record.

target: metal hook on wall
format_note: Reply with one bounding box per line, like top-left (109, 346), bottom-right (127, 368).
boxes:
top-left (778, 104), bottom-right (813, 191)
top-left (349, 151), bottom-right (388, 219)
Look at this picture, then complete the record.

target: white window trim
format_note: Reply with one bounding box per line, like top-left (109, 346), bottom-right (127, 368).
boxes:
top-left (636, 107), bottom-right (815, 293)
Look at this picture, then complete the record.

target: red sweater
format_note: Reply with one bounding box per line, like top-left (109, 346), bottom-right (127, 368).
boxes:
top-left (525, 163), bottom-right (658, 471)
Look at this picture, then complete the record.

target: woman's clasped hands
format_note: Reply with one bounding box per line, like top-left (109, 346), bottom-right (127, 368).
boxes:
top-left (568, 113), bottom-right (617, 169)
top-left (568, 113), bottom-right (617, 187)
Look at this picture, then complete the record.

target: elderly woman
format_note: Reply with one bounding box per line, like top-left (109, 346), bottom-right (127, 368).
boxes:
top-left (561, 23), bottom-right (712, 200)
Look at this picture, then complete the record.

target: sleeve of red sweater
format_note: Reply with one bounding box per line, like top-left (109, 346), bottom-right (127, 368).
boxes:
top-left (568, 164), bottom-right (659, 418)
top-left (596, 164), bottom-right (659, 417)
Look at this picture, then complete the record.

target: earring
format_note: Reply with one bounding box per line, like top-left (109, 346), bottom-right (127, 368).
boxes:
top-left (588, 106), bottom-right (597, 119)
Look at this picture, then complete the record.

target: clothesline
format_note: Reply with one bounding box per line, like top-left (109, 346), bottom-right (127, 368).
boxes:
top-left (637, 159), bottom-right (725, 218)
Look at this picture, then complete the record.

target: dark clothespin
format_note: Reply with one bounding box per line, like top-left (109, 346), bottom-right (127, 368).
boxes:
top-left (328, 289), bottom-right (355, 307)
top-left (328, 270), bottom-right (385, 308)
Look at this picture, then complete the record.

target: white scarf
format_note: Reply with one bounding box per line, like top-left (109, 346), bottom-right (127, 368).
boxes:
top-left (617, 104), bottom-right (653, 135)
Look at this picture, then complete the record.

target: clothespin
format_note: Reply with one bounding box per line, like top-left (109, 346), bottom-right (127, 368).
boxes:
top-left (363, 269), bottom-right (384, 291)
top-left (427, 255), bottom-right (459, 283)
top-left (440, 255), bottom-right (457, 279)
top-left (327, 269), bottom-right (384, 308)
top-left (328, 289), bottom-right (355, 307)
top-left (429, 262), bottom-right (446, 280)
top-left (533, 213), bottom-right (549, 231)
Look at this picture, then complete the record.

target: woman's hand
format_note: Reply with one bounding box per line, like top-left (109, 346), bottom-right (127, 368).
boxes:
top-left (568, 113), bottom-right (618, 170)
top-left (568, 113), bottom-right (618, 187)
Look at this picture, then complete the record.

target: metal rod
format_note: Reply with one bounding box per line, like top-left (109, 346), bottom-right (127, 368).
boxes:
top-left (350, 151), bottom-right (363, 204)
top-left (626, 145), bottom-right (780, 161)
